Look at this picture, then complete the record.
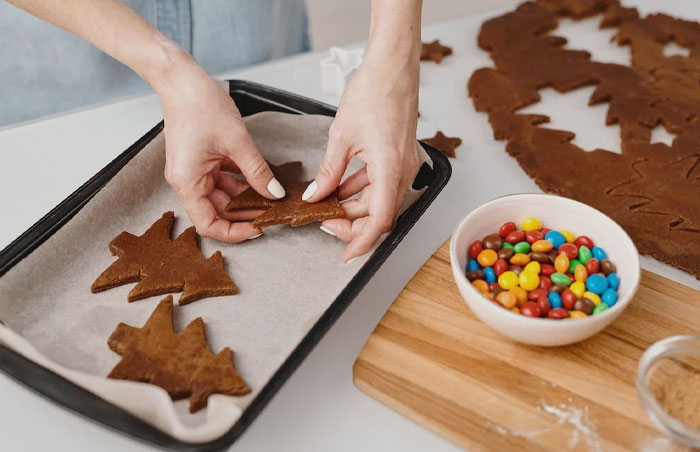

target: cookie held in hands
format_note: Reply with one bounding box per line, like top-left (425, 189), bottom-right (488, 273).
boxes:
top-left (108, 296), bottom-right (250, 413)
top-left (225, 161), bottom-right (345, 228)
top-left (91, 211), bottom-right (237, 305)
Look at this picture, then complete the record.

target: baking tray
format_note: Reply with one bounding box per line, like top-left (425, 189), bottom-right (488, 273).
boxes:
top-left (0, 80), bottom-right (451, 451)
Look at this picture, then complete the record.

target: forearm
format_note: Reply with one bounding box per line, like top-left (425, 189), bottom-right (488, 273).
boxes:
top-left (7, 0), bottom-right (190, 89)
top-left (367, 0), bottom-right (422, 72)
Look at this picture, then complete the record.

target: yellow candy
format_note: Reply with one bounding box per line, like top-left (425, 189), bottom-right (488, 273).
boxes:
top-left (570, 281), bottom-right (585, 298)
top-left (510, 307), bottom-right (520, 314)
top-left (583, 291), bottom-right (602, 306)
top-left (498, 271), bottom-right (519, 290)
top-left (574, 264), bottom-right (588, 282)
top-left (510, 287), bottom-right (528, 306)
top-left (521, 217), bottom-right (542, 232)
top-left (570, 310), bottom-right (588, 319)
top-left (472, 279), bottom-right (489, 293)
top-left (510, 253), bottom-right (531, 266)
top-left (497, 291), bottom-right (517, 309)
top-left (519, 270), bottom-right (540, 291)
top-left (524, 261), bottom-right (541, 274)
top-left (554, 254), bottom-right (570, 274)
top-left (531, 239), bottom-right (553, 253)
top-left (560, 229), bottom-right (575, 243)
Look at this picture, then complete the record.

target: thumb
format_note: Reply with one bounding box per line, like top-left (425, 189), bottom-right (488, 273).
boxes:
top-left (231, 133), bottom-right (285, 200)
top-left (303, 133), bottom-right (349, 202)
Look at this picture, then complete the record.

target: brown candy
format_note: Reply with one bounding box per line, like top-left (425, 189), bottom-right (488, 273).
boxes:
top-left (482, 234), bottom-right (503, 250)
top-left (547, 250), bottom-right (559, 264)
top-left (510, 265), bottom-right (523, 276)
top-left (575, 298), bottom-right (595, 315)
top-left (551, 284), bottom-right (568, 294)
top-left (466, 270), bottom-right (486, 281)
top-left (531, 251), bottom-right (551, 263)
top-left (498, 247), bottom-right (515, 261)
top-left (600, 259), bottom-right (617, 275)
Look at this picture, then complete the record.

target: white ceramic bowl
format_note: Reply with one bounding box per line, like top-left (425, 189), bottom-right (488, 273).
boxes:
top-left (450, 193), bottom-right (641, 346)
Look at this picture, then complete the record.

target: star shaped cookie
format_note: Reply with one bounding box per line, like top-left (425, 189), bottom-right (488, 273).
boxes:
top-left (420, 40), bottom-right (453, 63)
top-left (422, 131), bottom-right (462, 158)
top-left (225, 162), bottom-right (345, 228)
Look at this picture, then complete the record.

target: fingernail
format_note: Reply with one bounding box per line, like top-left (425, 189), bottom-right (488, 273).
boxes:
top-left (247, 232), bottom-right (263, 240)
top-left (267, 178), bottom-right (285, 199)
top-left (346, 256), bottom-right (359, 265)
top-left (302, 180), bottom-right (318, 201)
top-left (320, 225), bottom-right (336, 236)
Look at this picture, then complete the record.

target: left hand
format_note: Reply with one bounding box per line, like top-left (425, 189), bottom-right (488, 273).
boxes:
top-left (302, 49), bottom-right (421, 262)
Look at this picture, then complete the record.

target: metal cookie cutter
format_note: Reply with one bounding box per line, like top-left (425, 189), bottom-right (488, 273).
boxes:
top-left (320, 46), bottom-right (364, 97)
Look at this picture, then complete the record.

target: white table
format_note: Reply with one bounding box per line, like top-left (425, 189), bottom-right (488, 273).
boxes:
top-left (1, 2), bottom-right (698, 451)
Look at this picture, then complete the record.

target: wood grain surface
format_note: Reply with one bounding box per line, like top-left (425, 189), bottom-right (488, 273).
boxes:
top-left (354, 239), bottom-right (700, 451)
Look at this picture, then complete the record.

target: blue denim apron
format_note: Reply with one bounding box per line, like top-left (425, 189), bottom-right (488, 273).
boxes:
top-left (0, 0), bottom-right (309, 126)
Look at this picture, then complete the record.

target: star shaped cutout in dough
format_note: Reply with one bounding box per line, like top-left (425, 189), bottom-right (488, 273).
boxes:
top-left (225, 162), bottom-right (345, 228)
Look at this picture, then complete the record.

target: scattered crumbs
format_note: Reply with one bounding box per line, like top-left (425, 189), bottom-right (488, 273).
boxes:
top-left (568, 397), bottom-right (573, 403)
top-left (541, 400), bottom-right (601, 452)
top-left (486, 420), bottom-right (509, 435)
top-left (639, 436), bottom-right (688, 452)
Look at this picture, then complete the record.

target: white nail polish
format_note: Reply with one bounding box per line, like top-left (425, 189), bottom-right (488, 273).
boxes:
top-left (346, 256), bottom-right (359, 265)
top-left (267, 178), bottom-right (286, 199)
top-left (247, 232), bottom-right (263, 240)
top-left (302, 180), bottom-right (318, 201)
top-left (320, 225), bottom-right (336, 236)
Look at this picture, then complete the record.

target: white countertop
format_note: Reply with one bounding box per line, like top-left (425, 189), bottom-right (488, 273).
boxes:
top-left (1, 2), bottom-right (699, 451)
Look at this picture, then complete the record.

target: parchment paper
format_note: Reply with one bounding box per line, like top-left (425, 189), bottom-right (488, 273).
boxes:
top-left (0, 111), bottom-right (428, 443)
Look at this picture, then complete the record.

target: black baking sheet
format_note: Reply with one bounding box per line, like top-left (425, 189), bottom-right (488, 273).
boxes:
top-left (0, 80), bottom-right (451, 451)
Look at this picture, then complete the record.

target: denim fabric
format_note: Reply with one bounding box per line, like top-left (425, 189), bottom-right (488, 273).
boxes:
top-left (0, 0), bottom-right (309, 126)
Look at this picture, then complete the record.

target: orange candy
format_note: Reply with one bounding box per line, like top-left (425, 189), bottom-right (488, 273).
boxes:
top-left (477, 249), bottom-right (498, 267)
top-left (472, 279), bottom-right (489, 292)
top-left (574, 264), bottom-right (588, 282)
top-left (510, 253), bottom-right (531, 266)
top-left (510, 287), bottom-right (528, 306)
top-left (496, 291), bottom-right (517, 309)
top-left (531, 240), bottom-right (554, 253)
top-left (554, 254), bottom-right (570, 274)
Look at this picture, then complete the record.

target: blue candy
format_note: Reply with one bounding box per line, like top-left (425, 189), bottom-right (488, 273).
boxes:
top-left (586, 273), bottom-right (609, 295)
top-left (548, 291), bottom-right (563, 309)
top-left (467, 259), bottom-right (481, 272)
top-left (602, 288), bottom-right (618, 307)
top-left (483, 267), bottom-right (496, 284)
top-left (592, 246), bottom-right (607, 261)
top-left (607, 272), bottom-right (619, 290)
top-left (545, 230), bottom-right (566, 250)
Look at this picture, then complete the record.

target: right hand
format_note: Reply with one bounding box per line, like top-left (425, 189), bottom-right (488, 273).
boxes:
top-left (153, 53), bottom-right (286, 242)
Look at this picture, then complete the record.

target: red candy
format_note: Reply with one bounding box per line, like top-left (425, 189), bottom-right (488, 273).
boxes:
top-left (525, 230), bottom-right (544, 244)
top-left (540, 264), bottom-right (555, 276)
top-left (505, 231), bottom-right (525, 244)
top-left (558, 243), bottom-right (578, 260)
top-left (548, 308), bottom-right (569, 319)
top-left (541, 228), bottom-right (551, 236)
top-left (575, 235), bottom-right (594, 249)
top-left (489, 282), bottom-right (500, 292)
top-left (537, 297), bottom-right (551, 316)
top-left (494, 258), bottom-right (508, 277)
top-left (561, 289), bottom-right (577, 310)
top-left (499, 222), bottom-right (517, 238)
top-left (539, 275), bottom-right (552, 291)
top-left (521, 302), bottom-right (542, 318)
top-left (586, 258), bottom-right (600, 275)
top-left (528, 288), bottom-right (547, 301)
top-left (469, 240), bottom-right (483, 259)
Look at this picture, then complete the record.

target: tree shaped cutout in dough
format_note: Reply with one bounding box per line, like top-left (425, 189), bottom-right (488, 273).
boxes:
top-left (108, 296), bottom-right (250, 413)
top-left (225, 161), bottom-right (345, 227)
top-left (91, 211), bottom-right (237, 305)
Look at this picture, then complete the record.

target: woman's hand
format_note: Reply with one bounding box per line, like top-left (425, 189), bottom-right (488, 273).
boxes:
top-left (303, 44), bottom-right (421, 262)
top-left (153, 51), bottom-right (286, 242)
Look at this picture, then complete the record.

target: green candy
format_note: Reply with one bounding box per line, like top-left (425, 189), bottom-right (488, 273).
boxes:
top-left (551, 272), bottom-right (571, 285)
top-left (568, 259), bottom-right (582, 274)
top-left (578, 245), bottom-right (592, 264)
top-left (593, 303), bottom-right (609, 315)
top-left (502, 242), bottom-right (514, 249)
top-left (514, 241), bottom-right (531, 254)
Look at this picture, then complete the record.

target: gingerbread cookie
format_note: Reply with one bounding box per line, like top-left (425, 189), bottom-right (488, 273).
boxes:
top-left (420, 40), bottom-right (453, 63)
top-left (468, 0), bottom-right (700, 280)
top-left (108, 296), bottom-right (250, 413)
top-left (422, 131), bottom-right (462, 158)
top-left (225, 162), bottom-right (345, 228)
top-left (92, 212), bottom-right (237, 305)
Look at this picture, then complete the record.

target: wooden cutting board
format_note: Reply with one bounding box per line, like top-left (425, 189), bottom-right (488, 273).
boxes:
top-left (354, 239), bottom-right (700, 452)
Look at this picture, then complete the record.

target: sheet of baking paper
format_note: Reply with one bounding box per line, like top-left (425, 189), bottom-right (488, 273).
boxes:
top-left (0, 110), bottom-right (428, 443)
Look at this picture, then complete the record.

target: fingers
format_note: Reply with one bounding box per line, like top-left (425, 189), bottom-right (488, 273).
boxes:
top-left (182, 190), bottom-right (262, 243)
top-left (339, 187), bottom-right (370, 219)
top-left (220, 158), bottom-right (241, 173)
top-left (215, 172), bottom-right (250, 197)
top-left (208, 188), bottom-right (264, 221)
top-left (338, 167), bottom-right (369, 200)
top-left (320, 218), bottom-right (357, 242)
top-left (228, 132), bottom-right (285, 200)
top-left (303, 129), bottom-right (350, 203)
